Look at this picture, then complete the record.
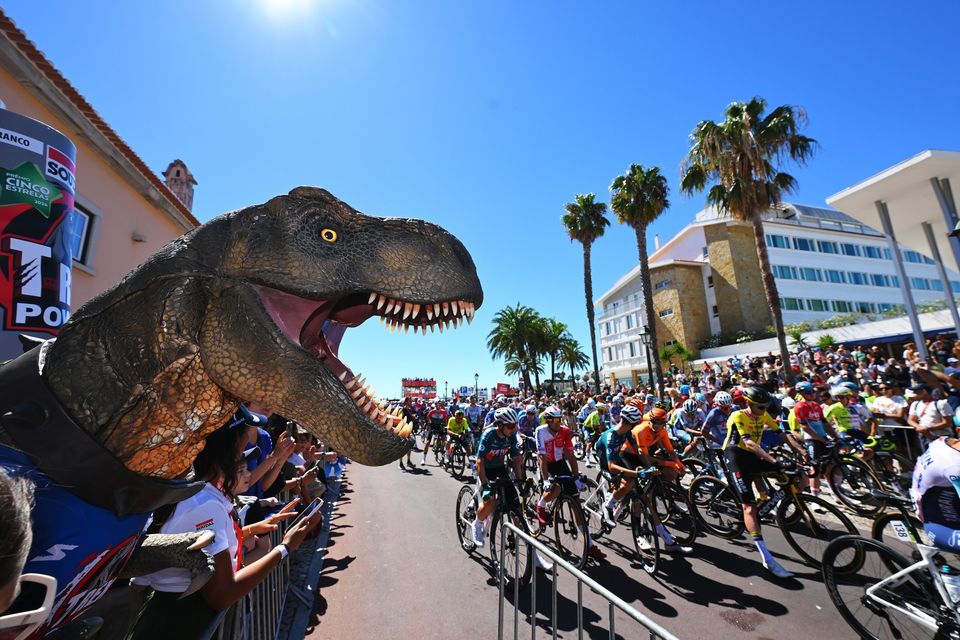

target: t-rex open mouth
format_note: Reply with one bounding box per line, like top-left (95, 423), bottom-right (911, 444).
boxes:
top-left (255, 285), bottom-right (476, 437)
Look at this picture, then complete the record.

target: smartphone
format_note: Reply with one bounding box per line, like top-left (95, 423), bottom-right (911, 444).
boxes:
top-left (286, 420), bottom-right (297, 438)
top-left (287, 497), bottom-right (323, 529)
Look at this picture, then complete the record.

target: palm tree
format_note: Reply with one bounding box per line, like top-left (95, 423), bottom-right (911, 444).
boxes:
top-left (541, 318), bottom-right (570, 383)
top-left (680, 97), bottom-right (816, 385)
top-left (557, 336), bottom-right (589, 383)
top-left (505, 354), bottom-right (544, 389)
top-left (610, 164), bottom-right (670, 393)
top-left (562, 193), bottom-right (610, 394)
top-left (487, 304), bottom-right (543, 390)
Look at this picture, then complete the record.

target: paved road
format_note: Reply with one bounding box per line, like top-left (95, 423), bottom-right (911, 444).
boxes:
top-left (306, 450), bottom-right (860, 640)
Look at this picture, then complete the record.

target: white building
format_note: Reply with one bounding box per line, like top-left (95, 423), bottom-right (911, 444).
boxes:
top-left (595, 202), bottom-right (960, 387)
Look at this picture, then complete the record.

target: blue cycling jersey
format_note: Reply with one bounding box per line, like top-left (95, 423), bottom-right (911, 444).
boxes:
top-left (703, 408), bottom-right (728, 448)
top-left (476, 426), bottom-right (521, 469)
top-left (0, 446), bottom-right (149, 636)
top-left (595, 427), bottom-right (637, 471)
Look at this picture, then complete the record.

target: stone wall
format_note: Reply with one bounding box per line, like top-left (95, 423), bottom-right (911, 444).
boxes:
top-left (704, 221), bottom-right (771, 335)
top-left (651, 263), bottom-right (711, 358)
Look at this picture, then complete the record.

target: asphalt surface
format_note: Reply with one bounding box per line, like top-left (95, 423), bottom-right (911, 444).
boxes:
top-left (306, 446), bottom-right (861, 640)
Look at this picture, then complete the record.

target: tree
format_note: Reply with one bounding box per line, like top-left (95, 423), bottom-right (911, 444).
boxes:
top-left (487, 304), bottom-right (543, 390)
top-left (562, 193), bottom-right (610, 394)
top-left (557, 336), bottom-right (589, 384)
top-left (541, 318), bottom-right (570, 383)
top-left (610, 164), bottom-right (670, 393)
top-left (680, 97), bottom-right (817, 385)
top-left (658, 342), bottom-right (692, 372)
top-left (789, 329), bottom-right (808, 351)
top-left (504, 354), bottom-right (543, 388)
top-left (817, 334), bottom-right (837, 349)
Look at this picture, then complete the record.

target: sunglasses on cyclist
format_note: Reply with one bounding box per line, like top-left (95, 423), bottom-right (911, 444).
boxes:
top-left (0, 573), bottom-right (57, 640)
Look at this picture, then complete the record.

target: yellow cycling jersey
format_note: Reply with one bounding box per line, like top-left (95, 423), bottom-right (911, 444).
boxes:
top-left (447, 417), bottom-right (469, 435)
top-left (723, 409), bottom-right (781, 450)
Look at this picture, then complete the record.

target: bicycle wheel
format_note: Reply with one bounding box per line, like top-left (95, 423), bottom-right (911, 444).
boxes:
top-left (874, 453), bottom-right (914, 499)
top-left (689, 475), bottom-right (744, 539)
top-left (522, 479), bottom-right (545, 538)
top-left (679, 457), bottom-right (706, 489)
top-left (433, 437), bottom-right (443, 465)
top-left (870, 511), bottom-right (926, 571)
top-left (455, 485), bottom-right (477, 553)
top-left (630, 499), bottom-right (660, 575)
top-left (653, 482), bottom-right (697, 546)
top-left (822, 535), bottom-right (944, 640)
top-left (554, 495), bottom-right (589, 570)
top-left (777, 492), bottom-right (859, 569)
top-left (489, 510), bottom-right (533, 591)
top-left (451, 446), bottom-right (466, 479)
top-left (828, 457), bottom-right (887, 516)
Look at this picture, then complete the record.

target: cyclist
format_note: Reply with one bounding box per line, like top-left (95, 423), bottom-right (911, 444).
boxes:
top-left (723, 386), bottom-right (797, 579)
top-left (465, 396), bottom-right (483, 450)
top-left (534, 406), bottom-right (606, 561)
top-left (581, 403), bottom-right (608, 467)
top-left (594, 405), bottom-right (643, 524)
top-left (446, 409), bottom-right (470, 464)
top-left (484, 394), bottom-right (509, 428)
top-left (912, 435), bottom-right (960, 553)
top-left (621, 407), bottom-right (693, 554)
top-left (518, 404), bottom-right (540, 460)
top-left (472, 407), bottom-right (526, 547)
top-left (421, 401), bottom-right (449, 466)
top-left (701, 391), bottom-right (734, 471)
top-left (794, 381), bottom-right (840, 495)
top-left (667, 398), bottom-right (706, 457)
top-left (825, 386), bottom-right (874, 462)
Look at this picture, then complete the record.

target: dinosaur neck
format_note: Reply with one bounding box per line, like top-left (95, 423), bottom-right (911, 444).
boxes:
top-left (43, 276), bottom-right (239, 479)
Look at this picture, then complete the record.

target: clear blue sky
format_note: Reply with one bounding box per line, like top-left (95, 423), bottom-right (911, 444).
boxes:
top-left (5, 0), bottom-right (960, 398)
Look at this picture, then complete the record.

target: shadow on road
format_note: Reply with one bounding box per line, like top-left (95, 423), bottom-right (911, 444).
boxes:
top-left (305, 555), bottom-right (357, 636)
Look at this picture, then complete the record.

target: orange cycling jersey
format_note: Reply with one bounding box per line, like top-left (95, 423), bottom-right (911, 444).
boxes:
top-left (622, 421), bottom-right (674, 457)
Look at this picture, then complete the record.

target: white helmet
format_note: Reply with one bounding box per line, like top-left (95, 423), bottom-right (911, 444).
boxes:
top-left (682, 399), bottom-right (699, 414)
top-left (713, 391), bottom-right (733, 407)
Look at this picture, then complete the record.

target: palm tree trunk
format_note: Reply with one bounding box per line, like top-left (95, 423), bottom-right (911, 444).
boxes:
top-left (517, 347), bottom-right (533, 392)
top-left (533, 366), bottom-right (541, 391)
top-left (635, 224), bottom-right (664, 395)
top-left (550, 354), bottom-right (556, 383)
top-left (751, 215), bottom-right (795, 385)
top-left (582, 243), bottom-right (602, 395)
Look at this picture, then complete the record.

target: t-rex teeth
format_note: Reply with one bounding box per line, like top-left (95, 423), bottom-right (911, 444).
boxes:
top-left (339, 371), bottom-right (348, 382)
top-left (426, 305), bottom-right (433, 321)
top-left (429, 323), bottom-right (435, 333)
top-left (403, 302), bottom-right (412, 320)
top-left (433, 303), bottom-right (441, 317)
top-left (403, 324), bottom-right (409, 334)
top-left (362, 397), bottom-right (373, 412)
top-left (368, 292), bottom-right (377, 305)
top-left (442, 302), bottom-right (450, 316)
top-left (396, 421), bottom-right (413, 438)
top-left (411, 303), bottom-right (421, 319)
top-left (377, 295), bottom-right (386, 310)
top-left (466, 314), bottom-right (473, 325)
top-left (451, 300), bottom-right (459, 315)
top-left (438, 321), bottom-right (445, 333)
top-left (384, 300), bottom-right (395, 314)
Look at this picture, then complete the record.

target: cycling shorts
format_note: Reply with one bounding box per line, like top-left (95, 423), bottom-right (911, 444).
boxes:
top-left (842, 429), bottom-right (870, 446)
top-left (804, 439), bottom-right (827, 469)
top-left (672, 430), bottom-right (692, 445)
top-left (723, 447), bottom-right (780, 506)
top-left (480, 466), bottom-right (517, 504)
top-left (543, 460), bottom-right (576, 494)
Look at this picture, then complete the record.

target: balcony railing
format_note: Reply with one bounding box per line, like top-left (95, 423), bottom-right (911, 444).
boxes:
top-left (596, 298), bottom-right (646, 323)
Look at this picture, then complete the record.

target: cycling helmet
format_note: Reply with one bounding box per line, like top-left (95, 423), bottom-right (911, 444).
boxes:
top-left (831, 386), bottom-right (853, 398)
top-left (682, 399), bottom-right (699, 414)
top-left (644, 394), bottom-right (656, 403)
top-left (741, 386), bottom-right (771, 407)
top-left (587, 398), bottom-right (596, 407)
top-left (596, 402), bottom-right (608, 410)
top-left (626, 396), bottom-right (646, 409)
top-left (619, 405), bottom-right (643, 425)
top-left (694, 393), bottom-right (706, 403)
top-left (713, 391), bottom-right (733, 407)
top-left (655, 400), bottom-right (673, 411)
top-left (647, 407), bottom-right (669, 423)
top-left (493, 407), bottom-right (519, 425)
top-left (840, 381), bottom-right (860, 393)
top-left (525, 404), bottom-right (536, 413)
top-left (543, 406), bottom-right (563, 420)
top-left (795, 381), bottom-right (815, 394)
top-left (781, 396), bottom-right (796, 410)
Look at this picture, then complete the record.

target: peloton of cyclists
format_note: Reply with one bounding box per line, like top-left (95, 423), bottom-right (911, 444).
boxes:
top-left (472, 407), bottom-right (527, 547)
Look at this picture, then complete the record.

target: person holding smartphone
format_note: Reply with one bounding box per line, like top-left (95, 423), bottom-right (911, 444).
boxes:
top-left (129, 419), bottom-right (321, 640)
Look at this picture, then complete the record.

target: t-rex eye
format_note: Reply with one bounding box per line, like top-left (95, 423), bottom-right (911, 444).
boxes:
top-left (321, 228), bottom-right (338, 242)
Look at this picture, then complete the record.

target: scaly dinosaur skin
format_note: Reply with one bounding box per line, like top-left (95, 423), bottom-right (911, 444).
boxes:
top-left (42, 187), bottom-right (482, 476)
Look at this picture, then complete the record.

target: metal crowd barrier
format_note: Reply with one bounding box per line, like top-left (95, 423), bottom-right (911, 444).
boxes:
top-left (215, 495), bottom-right (294, 640)
top-left (497, 521), bottom-right (679, 640)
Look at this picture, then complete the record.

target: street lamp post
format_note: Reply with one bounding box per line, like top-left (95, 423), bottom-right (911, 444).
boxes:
top-left (474, 373), bottom-right (479, 397)
top-left (639, 325), bottom-right (654, 390)
top-left (444, 380), bottom-right (449, 401)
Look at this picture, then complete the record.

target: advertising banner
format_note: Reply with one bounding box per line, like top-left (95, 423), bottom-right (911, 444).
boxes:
top-left (495, 383), bottom-right (510, 395)
top-left (0, 108), bottom-right (77, 360)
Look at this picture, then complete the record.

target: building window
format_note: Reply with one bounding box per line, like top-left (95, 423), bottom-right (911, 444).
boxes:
top-left (773, 265), bottom-right (798, 279)
top-left (903, 250), bottom-right (922, 264)
top-left (840, 243), bottom-right (861, 257)
top-left (792, 237), bottom-right (815, 251)
top-left (817, 240), bottom-right (839, 254)
top-left (862, 246), bottom-right (883, 259)
top-left (780, 297), bottom-right (802, 311)
top-left (910, 277), bottom-right (931, 290)
top-left (664, 340), bottom-right (677, 347)
top-left (878, 303), bottom-right (896, 312)
top-left (607, 348), bottom-right (613, 362)
top-left (806, 299), bottom-right (829, 312)
top-left (869, 274), bottom-right (889, 287)
top-left (658, 308), bottom-right (673, 317)
top-left (68, 204), bottom-right (95, 266)
top-left (882, 248), bottom-right (892, 260)
top-left (832, 300), bottom-right (853, 313)
top-left (605, 322), bottom-right (611, 335)
top-left (702, 246), bottom-right (709, 258)
top-left (848, 272), bottom-right (868, 285)
top-left (952, 281), bottom-right (960, 293)
top-left (891, 275), bottom-right (900, 287)
top-left (765, 234), bottom-right (790, 249)
top-left (923, 255), bottom-right (936, 265)
top-left (825, 269), bottom-right (845, 284)
top-left (707, 275), bottom-right (714, 288)
top-left (712, 304), bottom-right (719, 317)
top-left (800, 267), bottom-right (823, 282)
top-left (654, 279), bottom-right (671, 290)
top-left (856, 301), bottom-right (876, 314)
top-left (628, 342), bottom-right (636, 358)
top-left (932, 279), bottom-right (945, 292)
top-left (625, 314), bottom-right (633, 330)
